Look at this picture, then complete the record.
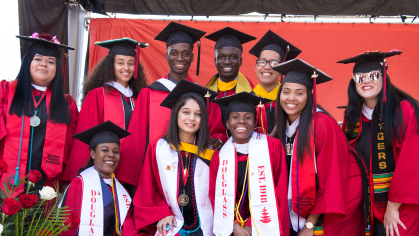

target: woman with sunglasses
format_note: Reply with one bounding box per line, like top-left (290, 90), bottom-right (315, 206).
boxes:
top-left (338, 51), bottom-right (419, 236)
top-left (132, 80), bottom-right (217, 236)
top-left (273, 59), bottom-right (357, 236)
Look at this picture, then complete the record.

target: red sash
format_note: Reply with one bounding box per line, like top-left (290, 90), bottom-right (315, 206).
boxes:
top-left (291, 131), bottom-right (317, 218)
top-left (1, 80), bottom-right (67, 197)
top-left (103, 87), bottom-right (136, 150)
top-left (148, 75), bottom-right (192, 143)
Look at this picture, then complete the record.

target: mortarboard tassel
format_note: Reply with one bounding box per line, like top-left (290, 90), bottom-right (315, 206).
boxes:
top-left (382, 58), bottom-right (387, 103)
top-left (282, 45), bottom-right (290, 63)
top-left (62, 53), bottom-right (68, 90)
top-left (134, 44), bottom-right (140, 79)
top-left (312, 70), bottom-right (318, 116)
top-left (196, 40), bottom-right (201, 76)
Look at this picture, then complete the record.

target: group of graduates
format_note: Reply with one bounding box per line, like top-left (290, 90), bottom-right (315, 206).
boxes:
top-left (0, 21), bottom-right (418, 236)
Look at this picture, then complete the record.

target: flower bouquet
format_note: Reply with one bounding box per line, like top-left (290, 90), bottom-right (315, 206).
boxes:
top-left (0, 160), bottom-right (79, 235)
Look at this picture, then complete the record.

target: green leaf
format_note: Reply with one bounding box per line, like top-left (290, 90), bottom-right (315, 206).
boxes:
top-left (3, 181), bottom-right (10, 196)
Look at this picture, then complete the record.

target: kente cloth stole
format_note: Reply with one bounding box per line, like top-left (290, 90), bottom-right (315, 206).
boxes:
top-left (206, 72), bottom-right (253, 94)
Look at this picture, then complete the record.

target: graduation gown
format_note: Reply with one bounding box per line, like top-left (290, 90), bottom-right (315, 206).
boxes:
top-left (209, 134), bottom-right (289, 236)
top-left (286, 112), bottom-right (354, 235)
top-left (60, 166), bottom-right (132, 236)
top-left (62, 85), bottom-right (136, 182)
top-left (0, 80), bottom-right (78, 197)
top-left (132, 139), bottom-right (214, 236)
top-left (250, 89), bottom-right (277, 135)
top-left (343, 101), bottom-right (419, 236)
top-left (205, 72), bottom-right (254, 134)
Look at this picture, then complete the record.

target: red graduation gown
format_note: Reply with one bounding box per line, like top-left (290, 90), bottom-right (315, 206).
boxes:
top-left (344, 101), bottom-right (419, 236)
top-left (308, 113), bottom-right (363, 235)
top-left (0, 80), bottom-right (78, 196)
top-left (62, 86), bottom-right (136, 182)
top-left (209, 136), bottom-right (289, 236)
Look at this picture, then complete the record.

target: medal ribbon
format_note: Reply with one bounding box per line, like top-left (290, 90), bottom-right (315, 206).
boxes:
top-left (110, 173), bottom-right (122, 236)
top-left (32, 89), bottom-right (48, 109)
top-left (179, 152), bottom-right (190, 189)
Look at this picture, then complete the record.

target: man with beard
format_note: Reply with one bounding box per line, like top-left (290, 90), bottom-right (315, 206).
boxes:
top-left (205, 27), bottom-right (256, 130)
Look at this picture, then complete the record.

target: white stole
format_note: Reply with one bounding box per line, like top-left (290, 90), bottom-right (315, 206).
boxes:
top-left (62, 167), bottom-right (132, 236)
top-left (214, 132), bottom-right (281, 236)
top-left (156, 78), bottom-right (176, 92)
top-left (155, 139), bottom-right (213, 236)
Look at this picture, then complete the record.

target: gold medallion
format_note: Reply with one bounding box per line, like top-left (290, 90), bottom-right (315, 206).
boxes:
top-left (178, 194), bottom-right (189, 206)
top-left (286, 143), bottom-right (293, 155)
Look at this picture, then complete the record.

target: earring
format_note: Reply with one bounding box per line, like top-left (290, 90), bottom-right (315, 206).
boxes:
top-left (91, 156), bottom-right (95, 159)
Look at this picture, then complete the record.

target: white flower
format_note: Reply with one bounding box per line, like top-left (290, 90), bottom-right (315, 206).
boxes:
top-left (39, 186), bottom-right (56, 200)
top-left (0, 223), bottom-right (3, 234)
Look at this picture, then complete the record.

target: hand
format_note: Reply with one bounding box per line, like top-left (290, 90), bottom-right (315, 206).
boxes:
top-left (157, 215), bottom-right (177, 235)
top-left (384, 201), bottom-right (406, 236)
top-left (298, 226), bottom-right (314, 236)
top-left (208, 138), bottom-right (223, 151)
top-left (233, 223), bottom-right (252, 236)
top-left (60, 182), bottom-right (69, 194)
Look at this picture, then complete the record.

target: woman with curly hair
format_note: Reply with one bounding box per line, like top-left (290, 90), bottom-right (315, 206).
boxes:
top-left (0, 33), bottom-right (78, 197)
top-left (61, 38), bottom-right (148, 186)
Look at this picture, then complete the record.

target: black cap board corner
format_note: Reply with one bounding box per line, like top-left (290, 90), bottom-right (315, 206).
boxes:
top-left (211, 92), bottom-right (272, 116)
top-left (160, 80), bottom-right (218, 109)
top-left (95, 37), bottom-right (148, 57)
top-left (73, 120), bottom-right (131, 150)
top-left (248, 30), bottom-right (302, 61)
top-left (17, 34), bottom-right (75, 58)
top-left (205, 27), bottom-right (256, 51)
top-left (154, 22), bottom-right (206, 48)
top-left (336, 50), bottom-right (402, 74)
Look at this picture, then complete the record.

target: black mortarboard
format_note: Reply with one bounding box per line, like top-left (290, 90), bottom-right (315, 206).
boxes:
top-left (211, 92), bottom-right (272, 117)
top-left (95, 38), bottom-right (148, 57)
top-left (73, 121), bottom-right (131, 150)
top-left (17, 34), bottom-right (75, 58)
top-left (154, 22), bottom-right (206, 48)
top-left (95, 38), bottom-right (149, 79)
top-left (336, 49), bottom-right (402, 103)
top-left (205, 27), bottom-right (256, 51)
top-left (160, 80), bottom-right (218, 109)
top-left (248, 30), bottom-right (302, 62)
top-left (273, 58), bottom-right (332, 115)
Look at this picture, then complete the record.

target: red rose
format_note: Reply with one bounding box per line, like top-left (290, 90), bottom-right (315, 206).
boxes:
top-left (64, 213), bottom-right (81, 230)
top-left (27, 170), bottom-right (42, 184)
top-left (0, 159), bottom-right (8, 174)
top-left (1, 198), bottom-right (21, 215)
top-left (18, 194), bottom-right (38, 209)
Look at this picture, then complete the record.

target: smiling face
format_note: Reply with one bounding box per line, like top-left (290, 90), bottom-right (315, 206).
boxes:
top-left (30, 54), bottom-right (57, 87)
top-left (255, 50), bottom-right (281, 87)
top-left (114, 55), bottom-right (135, 88)
top-left (177, 98), bottom-right (201, 139)
top-left (355, 73), bottom-right (383, 108)
top-left (226, 112), bottom-right (256, 144)
top-left (166, 43), bottom-right (194, 76)
top-left (279, 82), bottom-right (308, 123)
top-left (215, 46), bottom-right (243, 82)
top-left (91, 143), bottom-right (121, 176)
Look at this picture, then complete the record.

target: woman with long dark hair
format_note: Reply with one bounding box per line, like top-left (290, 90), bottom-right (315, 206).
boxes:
top-left (338, 50), bottom-right (419, 236)
top-left (209, 92), bottom-right (289, 236)
top-left (60, 121), bottom-right (132, 236)
top-left (132, 80), bottom-right (217, 236)
top-left (273, 59), bottom-right (358, 236)
top-left (61, 38), bottom-right (148, 185)
top-left (0, 33), bottom-right (78, 197)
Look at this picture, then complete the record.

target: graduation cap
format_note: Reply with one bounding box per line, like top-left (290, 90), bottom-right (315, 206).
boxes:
top-left (336, 50), bottom-right (402, 102)
top-left (273, 58), bottom-right (333, 115)
top-left (205, 27), bottom-right (256, 51)
top-left (249, 30), bottom-right (302, 62)
top-left (160, 79), bottom-right (218, 109)
top-left (211, 92), bottom-right (272, 118)
top-left (73, 120), bottom-right (131, 150)
top-left (95, 38), bottom-right (149, 79)
top-left (155, 22), bottom-right (206, 75)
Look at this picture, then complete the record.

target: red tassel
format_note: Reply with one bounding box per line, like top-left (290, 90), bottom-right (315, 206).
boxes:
top-left (312, 70), bottom-right (318, 116)
top-left (383, 58), bottom-right (387, 103)
top-left (134, 45), bottom-right (140, 79)
top-left (62, 53), bottom-right (68, 90)
top-left (282, 45), bottom-right (290, 62)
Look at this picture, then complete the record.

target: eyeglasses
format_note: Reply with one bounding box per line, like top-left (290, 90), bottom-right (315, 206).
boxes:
top-left (352, 70), bottom-right (382, 84)
top-left (256, 59), bottom-right (281, 68)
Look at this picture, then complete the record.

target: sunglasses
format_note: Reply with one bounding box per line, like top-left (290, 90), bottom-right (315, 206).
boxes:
top-left (352, 70), bottom-right (382, 84)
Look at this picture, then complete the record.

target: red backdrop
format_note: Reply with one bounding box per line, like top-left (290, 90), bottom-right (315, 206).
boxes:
top-left (89, 18), bottom-right (419, 121)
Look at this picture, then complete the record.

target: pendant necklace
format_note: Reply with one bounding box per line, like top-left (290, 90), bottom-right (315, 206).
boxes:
top-left (30, 90), bottom-right (47, 127)
top-left (178, 151), bottom-right (191, 206)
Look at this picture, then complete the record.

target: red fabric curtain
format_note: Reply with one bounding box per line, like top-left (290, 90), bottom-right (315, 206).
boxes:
top-left (89, 19), bottom-right (419, 121)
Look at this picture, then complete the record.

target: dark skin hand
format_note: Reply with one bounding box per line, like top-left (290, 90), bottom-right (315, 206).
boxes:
top-left (208, 138), bottom-right (223, 151)
top-left (234, 223), bottom-right (252, 236)
top-left (214, 46), bottom-right (243, 83)
top-left (166, 42), bottom-right (194, 82)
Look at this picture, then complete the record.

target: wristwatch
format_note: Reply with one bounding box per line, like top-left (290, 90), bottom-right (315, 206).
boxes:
top-left (305, 221), bottom-right (314, 230)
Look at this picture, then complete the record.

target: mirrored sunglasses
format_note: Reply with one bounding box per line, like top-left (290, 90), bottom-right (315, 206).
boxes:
top-left (352, 70), bottom-right (382, 84)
